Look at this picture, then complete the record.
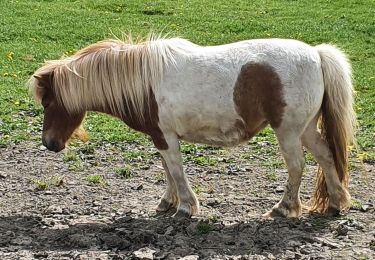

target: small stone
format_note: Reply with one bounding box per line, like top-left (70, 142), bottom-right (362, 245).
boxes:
top-left (34, 251), bottom-right (48, 258)
top-left (132, 247), bottom-right (156, 260)
top-left (0, 172), bottom-right (7, 179)
top-left (179, 254), bottom-right (199, 260)
top-left (44, 190), bottom-right (52, 195)
top-left (136, 184), bottom-right (143, 190)
top-left (93, 200), bottom-right (101, 206)
top-left (360, 204), bottom-right (372, 212)
top-left (287, 240), bottom-right (302, 247)
top-left (45, 205), bottom-right (63, 214)
top-left (206, 198), bottom-right (220, 207)
top-left (335, 224), bottom-right (349, 236)
top-left (275, 186), bottom-right (284, 193)
top-left (51, 224), bottom-right (69, 230)
top-left (39, 145), bottom-right (47, 151)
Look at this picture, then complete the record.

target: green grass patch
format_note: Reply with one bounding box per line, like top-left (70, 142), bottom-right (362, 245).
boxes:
top-left (33, 179), bottom-right (49, 190)
top-left (195, 221), bottom-right (212, 235)
top-left (115, 166), bottom-right (134, 179)
top-left (50, 175), bottom-right (64, 187)
top-left (193, 185), bottom-right (204, 195)
top-left (84, 175), bottom-right (107, 185)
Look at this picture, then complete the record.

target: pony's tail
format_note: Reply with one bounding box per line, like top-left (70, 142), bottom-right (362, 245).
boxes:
top-left (311, 44), bottom-right (356, 213)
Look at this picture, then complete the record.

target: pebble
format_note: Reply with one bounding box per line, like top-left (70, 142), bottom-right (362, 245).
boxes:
top-left (360, 204), bottom-right (372, 212)
top-left (132, 247), bottom-right (156, 260)
top-left (275, 186), bottom-right (284, 192)
top-left (45, 205), bottom-right (63, 214)
top-left (206, 198), bottom-right (220, 207)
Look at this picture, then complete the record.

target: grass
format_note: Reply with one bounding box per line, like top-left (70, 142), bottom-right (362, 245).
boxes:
top-left (33, 179), bottom-right (49, 190)
top-left (84, 175), bottom-right (106, 185)
top-left (33, 175), bottom-right (63, 190)
top-left (115, 166), bottom-right (134, 179)
top-left (195, 221), bottom-right (212, 235)
top-left (0, 0), bottom-right (373, 164)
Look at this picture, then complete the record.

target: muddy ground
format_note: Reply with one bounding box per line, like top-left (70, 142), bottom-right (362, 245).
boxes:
top-left (0, 141), bottom-right (374, 259)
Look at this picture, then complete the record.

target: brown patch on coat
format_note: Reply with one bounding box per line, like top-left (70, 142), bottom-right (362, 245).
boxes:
top-left (233, 62), bottom-right (286, 139)
top-left (117, 89), bottom-right (168, 150)
top-left (88, 87), bottom-right (168, 150)
top-left (35, 72), bottom-right (86, 152)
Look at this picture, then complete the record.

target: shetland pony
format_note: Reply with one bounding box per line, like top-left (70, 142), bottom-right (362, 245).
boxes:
top-left (29, 35), bottom-right (356, 218)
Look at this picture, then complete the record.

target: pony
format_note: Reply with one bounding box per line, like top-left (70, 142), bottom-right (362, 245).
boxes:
top-left (29, 35), bottom-right (356, 218)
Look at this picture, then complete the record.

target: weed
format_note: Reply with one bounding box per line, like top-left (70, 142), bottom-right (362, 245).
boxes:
top-left (123, 150), bottom-right (148, 162)
top-left (68, 161), bottom-right (84, 172)
top-left (63, 150), bottom-right (79, 162)
top-left (196, 221), bottom-right (212, 234)
top-left (193, 185), bottom-right (204, 195)
top-left (207, 214), bottom-right (220, 222)
top-left (154, 171), bottom-right (165, 182)
top-left (311, 217), bottom-right (328, 230)
top-left (51, 176), bottom-right (63, 187)
top-left (33, 179), bottom-right (49, 190)
top-left (265, 171), bottom-right (278, 182)
top-left (351, 198), bottom-right (363, 210)
top-left (84, 175), bottom-right (106, 185)
top-left (115, 166), bottom-right (133, 179)
top-left (78, 144), bottom-right (95, 155)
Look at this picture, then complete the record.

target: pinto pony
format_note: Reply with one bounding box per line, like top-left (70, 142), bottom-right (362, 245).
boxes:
top-left (29, 36), bottom-right (356, 218)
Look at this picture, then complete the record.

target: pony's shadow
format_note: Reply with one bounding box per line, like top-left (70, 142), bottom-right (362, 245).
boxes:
top-left (0, 213), bottom-right (337, 256)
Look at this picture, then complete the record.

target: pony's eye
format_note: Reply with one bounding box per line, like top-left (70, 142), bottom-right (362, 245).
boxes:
top-left (41, 99), bottom-right (50, 108)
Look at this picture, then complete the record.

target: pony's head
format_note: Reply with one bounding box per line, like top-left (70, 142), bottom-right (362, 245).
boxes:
top-left (30, 36), bottom-right (174, 151)
top-left (30, 70), bottom-right (86, 152)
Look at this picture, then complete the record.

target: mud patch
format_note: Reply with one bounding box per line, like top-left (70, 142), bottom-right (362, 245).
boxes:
top-left (0, 142), bottom-right (374, 259)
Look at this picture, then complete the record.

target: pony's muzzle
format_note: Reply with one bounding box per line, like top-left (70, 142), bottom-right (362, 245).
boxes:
top-left (42, 137), bottom-right (65, 153)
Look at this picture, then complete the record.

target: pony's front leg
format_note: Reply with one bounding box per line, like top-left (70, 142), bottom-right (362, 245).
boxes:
top-left (156, 158), bottom-right (178, 212)
top-left (157, 133), bottom-right (199, 218)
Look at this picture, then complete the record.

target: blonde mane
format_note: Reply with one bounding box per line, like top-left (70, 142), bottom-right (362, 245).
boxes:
top-left (30, 35), bottom-right (181, 120)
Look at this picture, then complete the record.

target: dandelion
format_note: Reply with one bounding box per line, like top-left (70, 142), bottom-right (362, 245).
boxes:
top-left (7, 52), bottom-right (14, 61)
top-left (357, 152), bottom-right (368, 162)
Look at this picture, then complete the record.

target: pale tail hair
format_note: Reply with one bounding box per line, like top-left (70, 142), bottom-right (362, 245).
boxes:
top-left (311, 44), bottom-right (357, 212)
top-left (29, 35), bottom-right (181, 121)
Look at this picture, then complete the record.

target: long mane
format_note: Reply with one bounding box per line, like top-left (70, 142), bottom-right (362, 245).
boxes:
top-left (29, 35), bottom-right (186, 120)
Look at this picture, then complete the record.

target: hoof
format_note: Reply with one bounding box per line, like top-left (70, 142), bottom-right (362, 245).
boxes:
top-left (173, 208), bottom-right (191, 219)
top-left (172, 202), bottom-right (199, 219)
top-left (325, 206), bottom-right (340, 217)
top-left (156, 198), bottom-right (175, 212)
top-left (264, 201), bottom-right (302, 218)
top-left (262, 207), bottom-right (289, 219)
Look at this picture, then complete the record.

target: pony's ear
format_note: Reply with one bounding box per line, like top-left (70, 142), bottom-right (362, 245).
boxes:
top-left (34, 72), bottom-right (54, 87)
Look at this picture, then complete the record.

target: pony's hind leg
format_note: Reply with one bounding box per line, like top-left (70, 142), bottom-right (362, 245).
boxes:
top-left (302, 117), bottom-right (350, 215)
top-left (156, 157), bottom-right (178, 212)
top-left (157, 133), bottom-right (199, 218)
top-left (264, 130), bottom-right (305, 218)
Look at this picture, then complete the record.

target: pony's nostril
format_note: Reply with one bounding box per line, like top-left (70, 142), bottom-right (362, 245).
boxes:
top-left (42, 137), bottom-right (64, 152)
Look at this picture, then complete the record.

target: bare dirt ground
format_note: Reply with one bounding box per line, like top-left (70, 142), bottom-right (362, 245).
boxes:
top-left (0, 141), bottom-right (374, 259)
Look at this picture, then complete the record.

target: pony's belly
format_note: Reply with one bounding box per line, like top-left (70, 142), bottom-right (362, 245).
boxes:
top-left (178, 123), bottom-right (247, 147)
